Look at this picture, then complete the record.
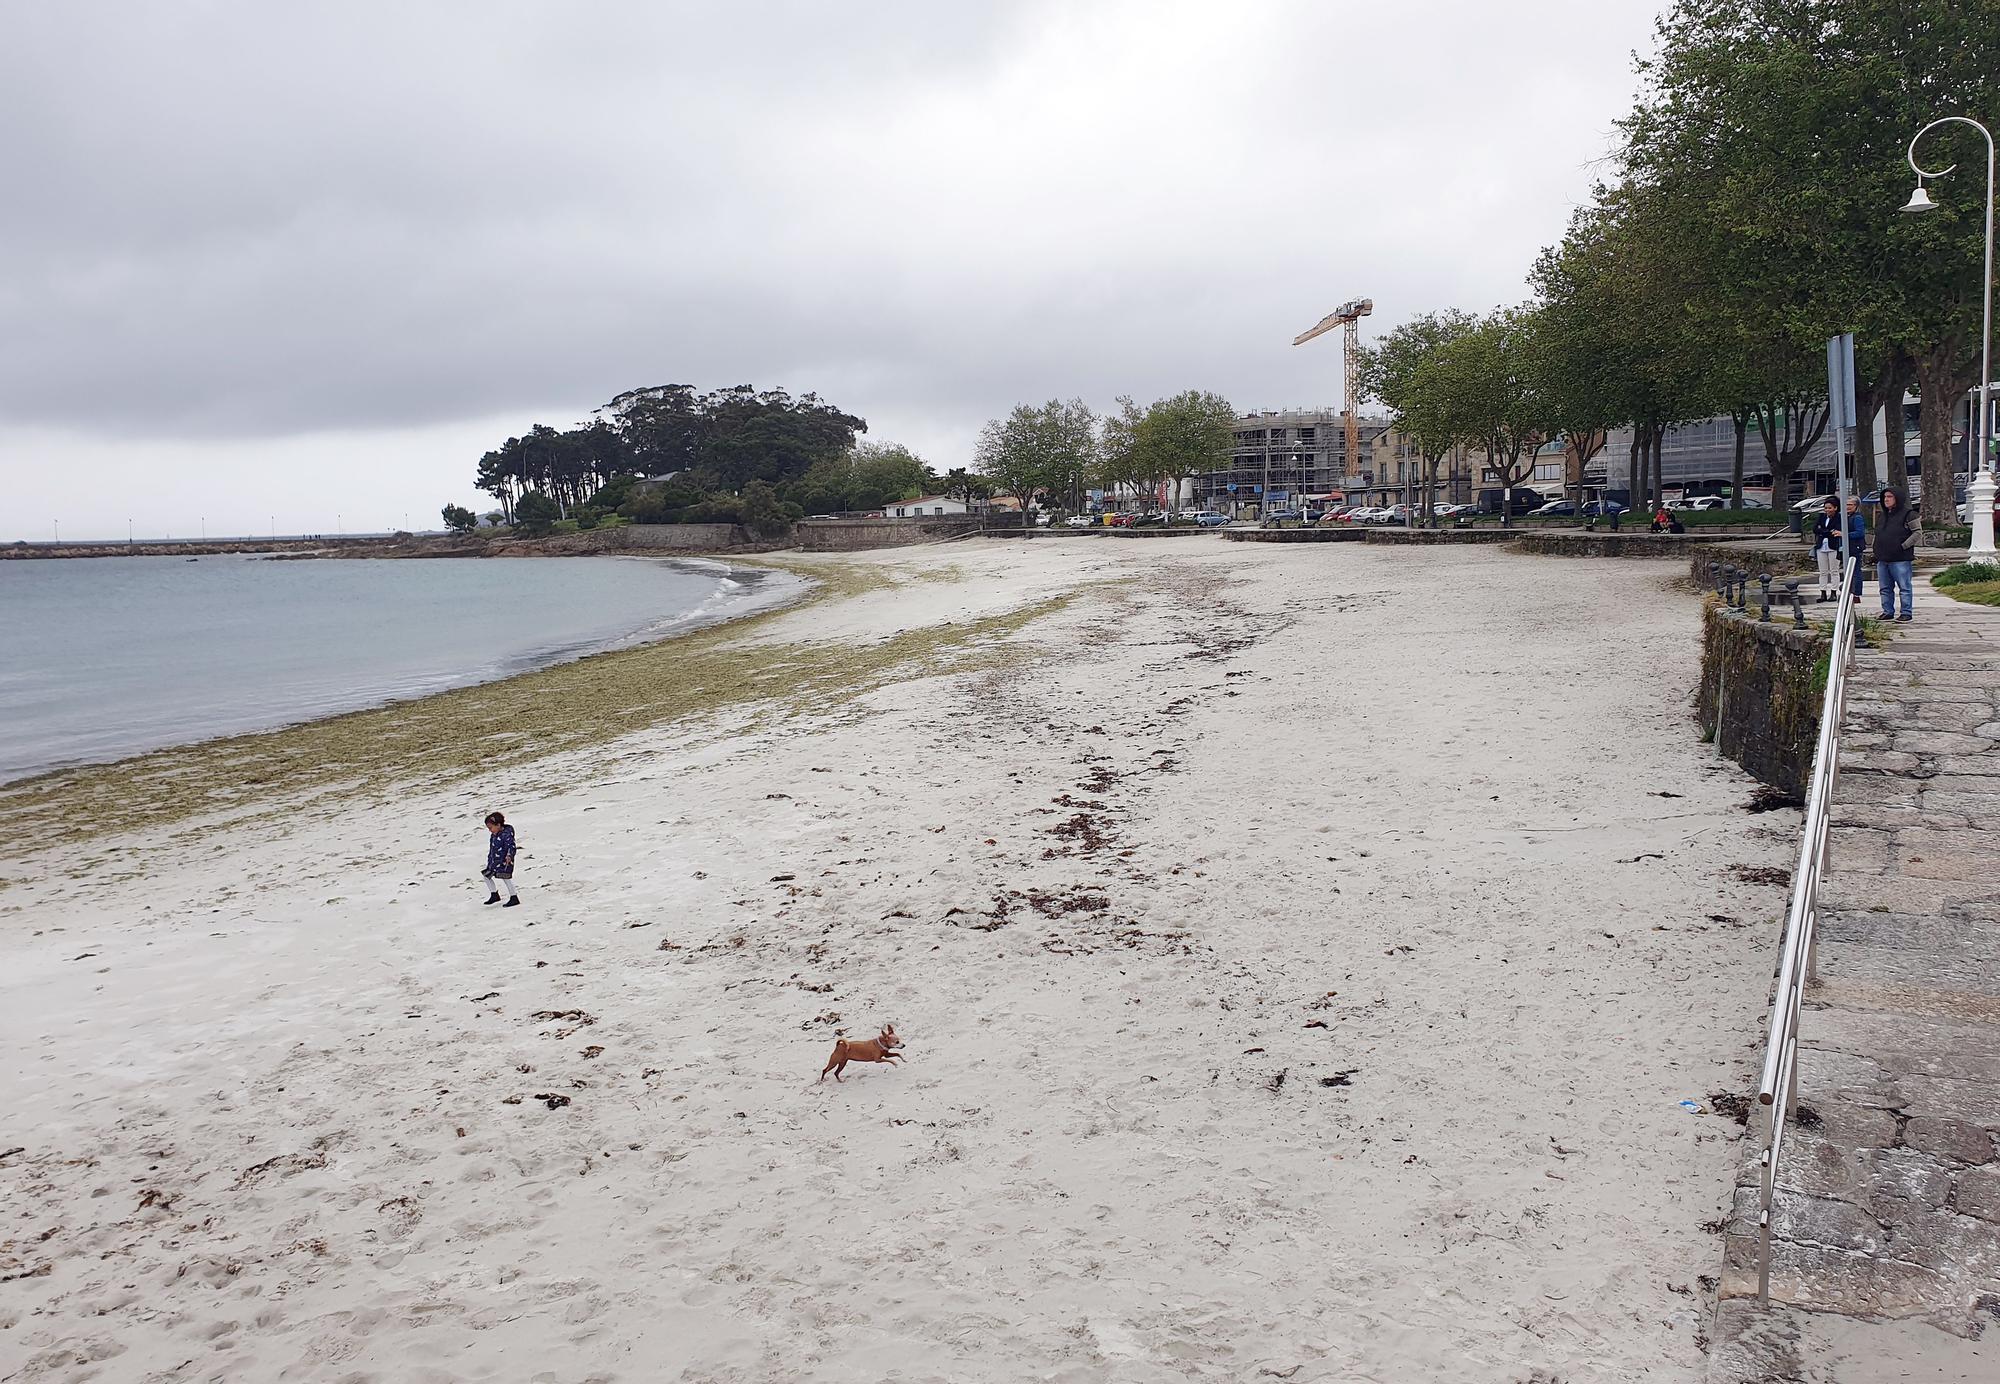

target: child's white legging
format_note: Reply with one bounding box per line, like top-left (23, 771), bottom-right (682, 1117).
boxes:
top-left (480, 874), bottom-right (518, 900)
top-left (1816, 548), bottom-right (1842, 591)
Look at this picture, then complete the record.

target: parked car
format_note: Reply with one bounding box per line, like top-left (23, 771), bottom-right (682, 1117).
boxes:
top-left (1189, 511), bottom-right (1230, 527)
top-left (1106, 512), bottom-right (1135, 527)
top-left (1262, 508), bottom-right (1305, 526)
top-left (1064, 514), bottom-right (1094, 529)
top-left (1478, 491), bottom-right (1545, 517)
top-left (1131, 511), bottom-right (1168, 527)
top-left (1531, 499), bottom-right (1576, 517)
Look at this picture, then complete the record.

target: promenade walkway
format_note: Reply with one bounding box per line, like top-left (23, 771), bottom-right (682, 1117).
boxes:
top-left (1711, 577), bottom-right (2000, 1378)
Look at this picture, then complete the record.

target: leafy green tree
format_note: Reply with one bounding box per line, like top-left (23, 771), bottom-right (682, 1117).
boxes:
top-left (512, 490), bottom-right (560, 537)
top-left (1359, 310), bottom-right (1479, 523)
top-left (847, 442), bottom-right (930, 509)
top-left (975, 400), bottom-right (1099, 522)
top-left (941, 466), bottom-right (993, 509)
top-left (1097, 395), bottom-right (1159, 509)
top-left (1622, 0), bottom-right (2000, 522)
top-left (1426, 310), bottom-right (1558, 528)
top-left (738, 480), bottom-right (802, 537)
top-left (440, 503), bottom-right (479, 534)
top-left (1139, 391), bottom-right (1235, 513)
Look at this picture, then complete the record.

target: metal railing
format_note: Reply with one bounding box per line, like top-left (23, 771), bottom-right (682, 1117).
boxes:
top-left (1751, 555), bottom-right (1863, 1303)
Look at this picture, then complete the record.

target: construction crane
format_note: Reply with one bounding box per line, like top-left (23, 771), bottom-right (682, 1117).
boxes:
top-left (1292, 297), bottom-right (1374, 488)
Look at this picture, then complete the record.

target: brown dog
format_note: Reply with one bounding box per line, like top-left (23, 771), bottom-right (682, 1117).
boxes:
top-left (820, 1024), bottom-right (901, 1082)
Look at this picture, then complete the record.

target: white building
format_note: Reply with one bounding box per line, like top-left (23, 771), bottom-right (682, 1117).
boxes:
top-left (884, 495), bottom-right (969, 518)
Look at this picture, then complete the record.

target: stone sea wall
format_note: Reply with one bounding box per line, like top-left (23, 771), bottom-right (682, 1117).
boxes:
top-left (1697, 602), bottom-right (1828, 797)
top-left (794, 516), bottom-right (989, 551)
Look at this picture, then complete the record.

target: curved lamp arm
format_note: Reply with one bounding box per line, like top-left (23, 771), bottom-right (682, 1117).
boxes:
top-left (1909, 114), bottom-right (1993, 182)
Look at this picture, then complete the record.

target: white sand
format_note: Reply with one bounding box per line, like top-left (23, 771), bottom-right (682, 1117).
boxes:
top-left (0, 538), bottom-right (1796, 1383)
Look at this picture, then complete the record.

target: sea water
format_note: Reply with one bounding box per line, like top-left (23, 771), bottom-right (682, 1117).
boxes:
top-left (0, 554), bottom-right (796, 782)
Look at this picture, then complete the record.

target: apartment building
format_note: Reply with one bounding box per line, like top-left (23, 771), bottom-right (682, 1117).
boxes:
top-left (1191, 408), bottom-right (1396, 514)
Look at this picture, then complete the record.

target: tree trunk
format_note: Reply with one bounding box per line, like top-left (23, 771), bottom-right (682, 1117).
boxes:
top-left (1853, 396), bottom-right (1881, 499)
top-left (1854, 350), bottom-right (1912, 500)
top-left (1625, 431), bottom-right (1641, 511)
top-left (1912, 343), bottom-right (1975, 526)
top-left (1730, 411), bottom-right (1747, 509)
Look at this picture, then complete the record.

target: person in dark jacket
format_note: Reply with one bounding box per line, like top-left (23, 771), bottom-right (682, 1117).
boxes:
top-left (1873, 487), bottom-right (1920, 621)
top-left (1810, 498), bottom-right (1843, 601)
top-left (480, 811), bottom-right (521, 906)
top-left (1844, 496), bottom-right (1868, 603)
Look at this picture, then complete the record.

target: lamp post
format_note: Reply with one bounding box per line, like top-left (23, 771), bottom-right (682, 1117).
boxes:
top-left (1904, 116), bottom-right (1996, 559)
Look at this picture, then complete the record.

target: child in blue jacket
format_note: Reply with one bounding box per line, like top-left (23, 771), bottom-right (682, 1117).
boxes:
top-left (480, 811), bottom-right (520, 906)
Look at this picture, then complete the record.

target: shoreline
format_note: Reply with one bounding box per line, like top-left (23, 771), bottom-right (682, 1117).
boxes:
top-left (0, 548), bottom-right (1078, 864)
top-left (0, 555), bottom-right (813, 794)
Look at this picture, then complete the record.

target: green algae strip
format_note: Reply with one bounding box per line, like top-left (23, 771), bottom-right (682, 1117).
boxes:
top-left (0, 556), bottom-right (1071, 860)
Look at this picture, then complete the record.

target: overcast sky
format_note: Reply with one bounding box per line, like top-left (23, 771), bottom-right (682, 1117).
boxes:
top-left (1, 0), bottom-right (1662, 541)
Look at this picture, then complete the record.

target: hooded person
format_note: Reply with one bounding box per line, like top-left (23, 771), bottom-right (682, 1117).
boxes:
top-left (1872, 487), bottom-right (1920, 621)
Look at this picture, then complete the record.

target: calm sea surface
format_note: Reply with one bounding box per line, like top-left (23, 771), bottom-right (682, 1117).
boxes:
top-left (0, 555), bottom-right (797, 783)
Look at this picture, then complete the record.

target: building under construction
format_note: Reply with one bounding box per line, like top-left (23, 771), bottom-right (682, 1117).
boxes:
top-left (1190, 408), bottom-right (1397, 514)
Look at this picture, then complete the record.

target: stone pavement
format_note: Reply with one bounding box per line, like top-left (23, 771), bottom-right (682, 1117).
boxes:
top-left (1709, 575), bottom-right (2000, 1378)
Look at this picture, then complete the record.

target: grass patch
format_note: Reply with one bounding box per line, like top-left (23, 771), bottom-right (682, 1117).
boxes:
top-left (0, 556), bottom-right (1070, 859)
top-left (1937, 579), bottom-right (2000, 607)
top-left (1932, 561), bottom-right (2000, 607)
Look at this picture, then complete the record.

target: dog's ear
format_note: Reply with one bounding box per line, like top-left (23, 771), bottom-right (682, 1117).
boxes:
top-left (882, 1023), bottom-right (896, 1036)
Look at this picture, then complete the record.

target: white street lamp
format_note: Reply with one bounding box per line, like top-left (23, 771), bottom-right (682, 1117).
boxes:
top-left (1905, 116), bottom-right (1996, 559)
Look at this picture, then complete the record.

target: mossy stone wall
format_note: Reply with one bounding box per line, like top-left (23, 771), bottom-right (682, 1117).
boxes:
top-left (1697, 602), bottom-right (1828, 797)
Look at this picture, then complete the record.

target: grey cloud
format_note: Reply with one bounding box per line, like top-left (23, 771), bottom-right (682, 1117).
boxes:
top-left (0, 0), bottom-right (1652, 453)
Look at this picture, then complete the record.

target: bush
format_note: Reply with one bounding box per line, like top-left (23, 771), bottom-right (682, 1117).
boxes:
top-left (573, 507), bottom-right (601, 531)
top-left (513, 491), bottom-right (560, 537)
top-left (440, 503), bottom-right (479, 534)
top-left (586, 474), bottom-right (643, 512)
top-left (738, 480), bottom-right (801, 537)
top-left (619, 479), bottom-right (705, 524)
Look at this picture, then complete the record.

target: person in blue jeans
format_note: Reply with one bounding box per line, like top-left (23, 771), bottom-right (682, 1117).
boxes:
top-left (1872, 487), bottom-right (1919, 621)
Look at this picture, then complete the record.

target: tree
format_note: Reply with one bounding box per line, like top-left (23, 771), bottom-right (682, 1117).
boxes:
top-left (1097, 396), bottom-right (1159, 510)
top-left (975, 399), bottom-right (1099, 522)
top-left (1405, 309), bottom-right (1558, 529)
top-left (941, 466), bottom-right (992, 509)
top-left (440, 503), bottom-right (478, 534)
top-left (846, 442), bottom-right (930, 509)
top-left (1140, 390), bottom-right (1235, 514)
top-left (1622, 0), bottom-right (2000, 522)
top-left (512, 491), bottom-right (560, 537)
top-left (1359, 310), bottom-right (1479, 524)
top-left (737, 480), bottom-right (802, 538)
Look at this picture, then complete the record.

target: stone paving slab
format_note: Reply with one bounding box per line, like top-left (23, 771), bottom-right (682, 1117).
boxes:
top-left (1711, 579), bottom-right (2000, 1379)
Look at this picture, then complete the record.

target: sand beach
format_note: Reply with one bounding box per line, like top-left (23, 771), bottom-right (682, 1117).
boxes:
top-left (0, 539), bottom-right (1794, 1383)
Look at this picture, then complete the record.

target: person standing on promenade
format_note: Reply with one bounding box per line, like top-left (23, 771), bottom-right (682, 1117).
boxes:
top-left (480, 811), bottom-right (521, 906)
top-left (1811, 498), bottom-right (1843, 601)
top-left (1873, 487), bottom-right (1919, 621)
top-left (1844, 496), bottom-right (1869, 604)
